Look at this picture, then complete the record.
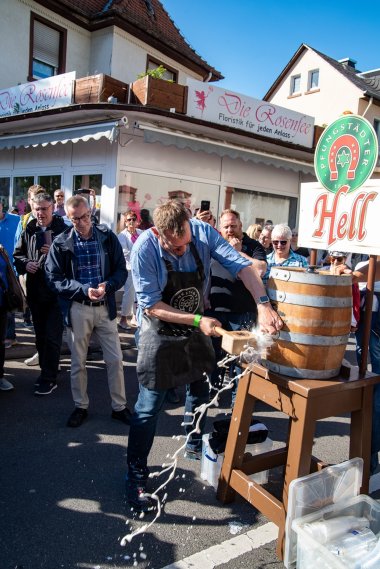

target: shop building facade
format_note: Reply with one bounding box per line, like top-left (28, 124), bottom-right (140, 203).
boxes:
top-left (0, 0), bottom-right (316, 231)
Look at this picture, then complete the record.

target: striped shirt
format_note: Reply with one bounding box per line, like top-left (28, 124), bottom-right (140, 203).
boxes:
top-left (73, 230), bottom-right (102, 287)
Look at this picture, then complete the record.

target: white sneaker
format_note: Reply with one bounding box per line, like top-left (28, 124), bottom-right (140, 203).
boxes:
top-left (0, 378), bottom-right (14, 391)
top-left (24, 353), bottom-right (39, 366)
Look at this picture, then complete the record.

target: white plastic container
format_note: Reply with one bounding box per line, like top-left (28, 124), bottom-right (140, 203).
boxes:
top-left (292, 495), bottom-right (380, 568)
top-left (284, 457), bottom-right (364, 569)
top-left (200, 433), bottom-right (273, 489)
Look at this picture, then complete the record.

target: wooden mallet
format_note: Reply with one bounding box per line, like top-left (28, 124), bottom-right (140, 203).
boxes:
top-left (214, 326), bottom-right (256, 356)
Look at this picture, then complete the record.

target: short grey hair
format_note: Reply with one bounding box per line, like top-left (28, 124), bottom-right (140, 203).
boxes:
top-left (272, 223), bottom-right (292, 240)
top-left (65, 195), bottom-right (90, 213)
top-left (32, 193), bottom-right (53, 205)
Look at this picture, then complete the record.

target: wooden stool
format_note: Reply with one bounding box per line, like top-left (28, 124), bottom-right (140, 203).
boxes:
top-left (216, 363), bottom-right (380, 560)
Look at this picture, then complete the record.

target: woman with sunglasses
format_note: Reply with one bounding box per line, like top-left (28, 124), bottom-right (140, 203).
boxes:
top-left (263, 223), bottom-right (308, 284)
top-left (118, 210), bottom-right (143, 329)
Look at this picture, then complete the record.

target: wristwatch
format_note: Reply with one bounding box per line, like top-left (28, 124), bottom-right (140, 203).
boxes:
top-left (257, 295), bottom-right (270, 304)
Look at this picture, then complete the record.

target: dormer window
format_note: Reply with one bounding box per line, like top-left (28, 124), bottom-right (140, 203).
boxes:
top-left (290, 74), bottom-right (301, 95)
top-left (29, 14), bottom-right (66, 81)
top-left (308, 69), bottom-right (319, 90)
top-left (147, 57), bottom-right (177, 83)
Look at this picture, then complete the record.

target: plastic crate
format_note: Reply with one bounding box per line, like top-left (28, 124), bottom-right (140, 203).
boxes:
top-left (292, 494), bottom-right (380, 568)
top-left (284, 458), bottom-right (363, 568)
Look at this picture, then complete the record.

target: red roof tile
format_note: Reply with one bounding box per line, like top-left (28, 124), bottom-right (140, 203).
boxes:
top-left (36, 0), bottom-right (223, 80)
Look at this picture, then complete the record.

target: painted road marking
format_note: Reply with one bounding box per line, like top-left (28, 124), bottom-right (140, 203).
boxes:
top-left (160, 522), bottom-right (278, 569)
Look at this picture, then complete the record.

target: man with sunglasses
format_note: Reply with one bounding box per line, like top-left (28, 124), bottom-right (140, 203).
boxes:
top-left (53, 189), bottom-right (65, 217)
top-left (45, 196), bottom-right (131, 428)
top-left (263, 223), bottom-right (308, 284)
top-left (14, 193), bottom-right (67, 395)
top-left (125, 200), bottom-right (282, 512)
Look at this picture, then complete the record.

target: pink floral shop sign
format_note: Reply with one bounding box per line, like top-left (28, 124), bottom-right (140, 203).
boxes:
top-left (186, 79), bottom-right (314, 148)
top-left (0, 72), bottom-right (75, 118)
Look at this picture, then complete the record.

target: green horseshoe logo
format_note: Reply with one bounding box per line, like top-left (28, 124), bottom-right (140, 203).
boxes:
top-left (314, 115), bottom-right (378, 193)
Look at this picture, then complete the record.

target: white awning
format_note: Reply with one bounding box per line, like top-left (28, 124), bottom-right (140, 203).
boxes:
top-left (140, 123), bottom-right (314, 175)
top-left (0, 121), bottom-right (118, 150)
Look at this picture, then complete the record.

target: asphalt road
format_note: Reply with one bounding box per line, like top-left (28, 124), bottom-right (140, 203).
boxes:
top-left (1, 326), bottom-right (379, 569)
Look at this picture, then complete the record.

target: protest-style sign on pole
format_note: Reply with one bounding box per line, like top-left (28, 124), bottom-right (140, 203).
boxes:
top-left (298, 113), bottom-right (379, 376)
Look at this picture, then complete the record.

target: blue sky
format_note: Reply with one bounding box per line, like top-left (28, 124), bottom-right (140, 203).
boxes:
top-left (163, 0), bottom-right (380, 98)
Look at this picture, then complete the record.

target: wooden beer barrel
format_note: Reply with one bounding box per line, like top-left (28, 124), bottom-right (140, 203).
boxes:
top-left (262, 267), bottom-right (352, 379)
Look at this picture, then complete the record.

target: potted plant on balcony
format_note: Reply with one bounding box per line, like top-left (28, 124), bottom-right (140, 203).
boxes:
top-left (131, 65), bottom-right (187, 113)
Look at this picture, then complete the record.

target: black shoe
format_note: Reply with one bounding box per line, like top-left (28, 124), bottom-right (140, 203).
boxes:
top-left (112, 408), bottom-right (132, 425)
top-left (67, 408), bottom-right (88, 427)
top-left (166, 388), bottom-right (180, 404)
top-left (126, 480), bottom-right (155, 513)
top-left (34, 381), bottom-right (57, 396)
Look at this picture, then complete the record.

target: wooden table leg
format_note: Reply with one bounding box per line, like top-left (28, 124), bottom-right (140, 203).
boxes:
top-left (217, 370), bottom-right (256, 503)
top-left (350, 384), bottom-right (373, 494)
top-left (277, 393), bottom-right (316, 559)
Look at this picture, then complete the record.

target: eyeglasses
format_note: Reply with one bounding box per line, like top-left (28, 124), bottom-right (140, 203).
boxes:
top-left (126, 217), bottom-right (137, 222)
top-left (331, 257), bottom-right (344, 263)
top-left (34, 205), bottom-right (52, 212)
top-left (272, 240), bottom-right (288, 246)
top-left (70, 212), bottom-right (91, 224)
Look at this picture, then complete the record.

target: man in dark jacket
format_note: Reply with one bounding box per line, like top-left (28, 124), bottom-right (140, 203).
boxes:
top-left (14, 193), bottom-right (66, 395)
top-left (45, 196), bottom-right (131, 428)
top-left (207, 209), bottom-right (267, 397)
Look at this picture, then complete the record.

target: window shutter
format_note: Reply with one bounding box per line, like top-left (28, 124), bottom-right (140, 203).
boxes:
top-left (33, 20), bottom-right (60, 68)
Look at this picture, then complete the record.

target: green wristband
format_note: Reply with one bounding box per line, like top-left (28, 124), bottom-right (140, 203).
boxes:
top-left (193, 314), bottom-right (202, 327)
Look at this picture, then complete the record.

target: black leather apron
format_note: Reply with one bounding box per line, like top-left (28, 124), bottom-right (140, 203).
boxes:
top-left (136, 242), bottom-right (215, 390)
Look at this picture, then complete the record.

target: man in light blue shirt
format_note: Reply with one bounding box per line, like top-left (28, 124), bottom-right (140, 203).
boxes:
top-left (126, 200), bottom-right (282, 512)
top-left (0, 201), bottom-right (20, 350)
top-left (0, 202), bottom-right (19, 257)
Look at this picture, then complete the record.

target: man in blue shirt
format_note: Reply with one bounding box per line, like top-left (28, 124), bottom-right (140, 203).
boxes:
top-left (126, 200), bottom-right (282, 512)
top-left (0, 201), bottom-right (19, 257)
top-left (0, 201), bottom-right (20, 350)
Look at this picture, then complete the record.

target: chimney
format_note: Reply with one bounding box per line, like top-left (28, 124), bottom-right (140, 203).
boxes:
top-left (338, 57), bottom-right (357, 69)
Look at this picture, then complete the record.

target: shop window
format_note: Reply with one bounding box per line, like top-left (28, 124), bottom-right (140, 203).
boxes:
top-left (290, 74), bottom-right (301, 96)
top-left (29, 14), bottom-right (67, 80)
top-left (73, 174), bottom-right (102, 212)
top-left (38, 175), bottom-right (62, 197)
top-left (0, 178), bottom-right (10, 211)
top-left (308, 69), bottom-right (319, 90)
top-left (13, 176), bottom-right (34, 216)
top-left (232, 187), bottom-right (298, 231)
top-left (117, 171), bottom-right (219, 233)
top-left (146, 57), bottom-right (177, 82)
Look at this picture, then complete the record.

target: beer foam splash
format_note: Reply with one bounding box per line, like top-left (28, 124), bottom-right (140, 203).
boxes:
top-left (120, 328), bottom-right (274, 546)
top-left (239, 326), bottom-right (275, 364)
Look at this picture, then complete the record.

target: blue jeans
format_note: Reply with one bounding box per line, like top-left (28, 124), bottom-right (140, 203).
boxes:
top-left (355, 310), bottom-right (380, 473)
top-left (0, 307), bottom-right (7, 377)
top-left (127, 378), bottom-right (209, 482)
top-left (6, 312), bottom-right (16, 340)
top-left (206, 311), bottom-right (255, 405)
